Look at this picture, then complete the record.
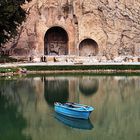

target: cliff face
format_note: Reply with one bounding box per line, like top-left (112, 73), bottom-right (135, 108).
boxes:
top-left (4, 0), bottom-right (140, 62)
top-left (78, 0), bottom-right (140, 59)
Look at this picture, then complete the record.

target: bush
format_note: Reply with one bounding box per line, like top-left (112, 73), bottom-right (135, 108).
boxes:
top-left (0, 56), bottom-right (17, 63)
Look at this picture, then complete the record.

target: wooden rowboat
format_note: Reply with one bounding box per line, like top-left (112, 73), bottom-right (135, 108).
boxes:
top-left (54, 102), bottom-right (94, 119)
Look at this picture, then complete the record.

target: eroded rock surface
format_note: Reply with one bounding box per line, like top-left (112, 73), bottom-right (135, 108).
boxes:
top-left (3, 0), bottom-right (140, 62)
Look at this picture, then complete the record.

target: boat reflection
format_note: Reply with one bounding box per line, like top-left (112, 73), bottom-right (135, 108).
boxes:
top-left (55, 113), bottom-right (94, 130)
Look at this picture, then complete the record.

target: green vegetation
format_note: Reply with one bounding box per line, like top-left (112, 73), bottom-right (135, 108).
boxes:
top-left (21, 65), bottom-right (140, 71)
top-left (0, 0), bottom-right (31, 46)
top-left (0, 91), bottom-right (30, 140)
top-left (0, 65), bottom-right (140, 77)
top-left (0, 56), bottom-right (17, 63)
top-left (0, 67), bottom-right (18, 73)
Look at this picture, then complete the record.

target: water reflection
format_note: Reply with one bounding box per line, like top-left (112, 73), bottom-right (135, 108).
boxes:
top-left (0, 75), bottom-right (140, 140)
top-left (55, 113), bottom-right (93, 130)
top-left (44, 78), bottom-right (69, 106)
top-left (79, 77), bottom-right (99, 96)
top-left (0, 89), bottom-right (30, 140)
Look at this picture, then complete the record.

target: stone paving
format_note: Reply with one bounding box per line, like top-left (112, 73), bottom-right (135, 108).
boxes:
top-left (0, 61), bottom-right (140, 68)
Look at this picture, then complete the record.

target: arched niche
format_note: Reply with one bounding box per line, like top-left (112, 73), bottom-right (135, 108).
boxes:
top-left (79, 38), bottom-right (98, 56)
top-left (44, 26), bottom-right (68, 55)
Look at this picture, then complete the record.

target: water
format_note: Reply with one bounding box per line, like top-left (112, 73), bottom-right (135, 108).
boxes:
top-left (0, 75), bottom-right (140, 140)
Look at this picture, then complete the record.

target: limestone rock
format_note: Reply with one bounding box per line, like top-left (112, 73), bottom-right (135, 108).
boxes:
top-left (3, 0), bottom-right (140, 63)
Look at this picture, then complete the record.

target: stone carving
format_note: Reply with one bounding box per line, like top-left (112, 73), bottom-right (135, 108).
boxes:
top-left (46, 42), bottom-right (67, 55)
top-left (44, 26), bottom-right (68, 55)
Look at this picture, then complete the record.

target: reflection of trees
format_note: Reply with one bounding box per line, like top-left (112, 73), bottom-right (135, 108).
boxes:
top-left (0, 79), bottom-right (35, 105)
top-left (79, 77), bottom-right (99, 96)
top-left (0, 89), bottom-right (30, 140)
top-left (0, 78), bottom-right (40, 140)
top-left (44, 79), bottom-right (69, 105)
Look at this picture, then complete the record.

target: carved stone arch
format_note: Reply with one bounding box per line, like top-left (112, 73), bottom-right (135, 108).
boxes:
top-left (44, 26), bottom-right (69, 55)
top-left (79, 38), bottom-right (99, 56)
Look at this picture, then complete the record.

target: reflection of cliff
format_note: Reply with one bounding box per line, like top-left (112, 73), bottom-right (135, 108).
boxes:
top-left (79, 76), bottom-right (140, 140)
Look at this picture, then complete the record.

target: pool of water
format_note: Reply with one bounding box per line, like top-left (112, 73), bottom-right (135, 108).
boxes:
top-left (0, 75), bottom-right (140, 140)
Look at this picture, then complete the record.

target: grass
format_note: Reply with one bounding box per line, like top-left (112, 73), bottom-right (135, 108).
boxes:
top-left (20, 65), bottom-right (140, 71)
top-left (0, 67), bottom-right (18, 73)
top-left (0, 64), bottom-right (140, 77)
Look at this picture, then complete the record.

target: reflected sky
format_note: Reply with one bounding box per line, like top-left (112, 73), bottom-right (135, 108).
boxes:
top-left (0, 75), bottom-right (140, 140)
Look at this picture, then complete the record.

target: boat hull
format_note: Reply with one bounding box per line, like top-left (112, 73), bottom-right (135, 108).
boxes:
top-left (54, 103), bottom-right (94, 119)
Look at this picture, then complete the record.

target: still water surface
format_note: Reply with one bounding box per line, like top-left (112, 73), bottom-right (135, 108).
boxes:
top-left (0, 75), bottom-right (140, 140)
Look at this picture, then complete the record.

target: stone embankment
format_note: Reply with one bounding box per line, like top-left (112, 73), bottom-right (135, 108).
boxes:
top-left (0, 62), bottom-right (140, 76)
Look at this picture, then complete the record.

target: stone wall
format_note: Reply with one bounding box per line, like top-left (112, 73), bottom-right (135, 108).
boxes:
top-left (3, 0), bottom-right (140, 62)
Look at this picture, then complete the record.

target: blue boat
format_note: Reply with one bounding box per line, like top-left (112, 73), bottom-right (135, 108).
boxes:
top-left (54, 102), bottom-right (94, 119)
top-left (55, 113), bottom-right (93, 130)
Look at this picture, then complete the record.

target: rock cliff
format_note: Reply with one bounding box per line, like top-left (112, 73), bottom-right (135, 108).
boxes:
top-left (3, 0), bottom-right (140, 62)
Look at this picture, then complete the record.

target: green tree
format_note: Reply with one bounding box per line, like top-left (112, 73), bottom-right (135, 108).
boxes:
top-left (0, 0), bottom-right (31, 47)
